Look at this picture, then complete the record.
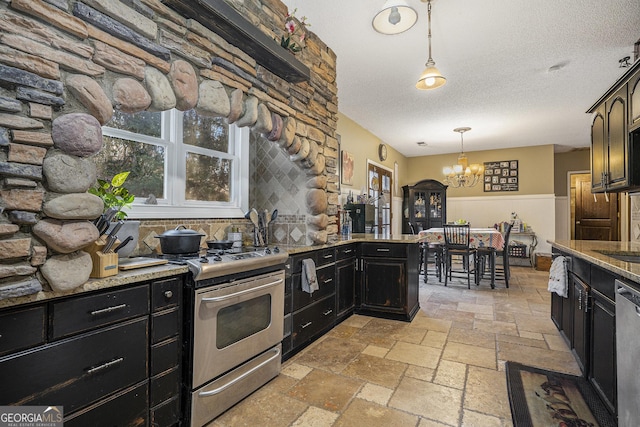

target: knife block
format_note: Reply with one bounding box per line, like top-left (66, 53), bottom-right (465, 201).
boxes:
top-left (86, 238), bottom-right (119, 278)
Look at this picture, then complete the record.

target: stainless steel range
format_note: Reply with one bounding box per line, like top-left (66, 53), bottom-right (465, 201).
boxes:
top-left (182, 246), bottom-right (288, 427)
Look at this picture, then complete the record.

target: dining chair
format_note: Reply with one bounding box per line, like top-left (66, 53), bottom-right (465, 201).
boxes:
top-left (494, 222), bottom-right (514, 288)
top-left (442, 224), bottom-right (476, 289)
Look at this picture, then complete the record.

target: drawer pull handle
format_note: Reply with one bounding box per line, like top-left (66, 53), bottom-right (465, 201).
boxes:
top-left (300, 321), bottom-right (312, 329)
top-left (343, 249), bottom-right (353, 254)
top-left (90, 304), bottom-right (127, 316)
top-left (323, 254), bottom-right (333, 259)
top-left (323, 278), bottom-right (333, 284)
top-left (164, 290), bottom-right (173, 299)
top-left (376, 248), bottom-right (390, 252)
top-left (87, 357), bottom-right (124, 374)
top-left (323, 309), bottom-right (333, 316)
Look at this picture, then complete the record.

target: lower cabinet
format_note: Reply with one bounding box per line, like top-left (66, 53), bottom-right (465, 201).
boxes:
top-left (336, 244), bottom-right (356, 322)
top-left (0, 274), bottom-right (184, 426)
top-left (550, 248), bottom-right (617, 417)
top-left (356, 242), bottom-right (419, 321)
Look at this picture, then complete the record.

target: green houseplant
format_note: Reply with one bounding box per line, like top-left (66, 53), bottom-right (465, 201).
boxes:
top-left (89, 171), bottom-right (135, 220)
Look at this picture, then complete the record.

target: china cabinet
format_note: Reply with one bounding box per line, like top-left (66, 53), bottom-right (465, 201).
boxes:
top-left (402, 179), bottom-right (447, 234)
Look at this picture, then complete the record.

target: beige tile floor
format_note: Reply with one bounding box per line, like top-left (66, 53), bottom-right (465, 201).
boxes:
top-left (211, 266), bottom-right (581, 427)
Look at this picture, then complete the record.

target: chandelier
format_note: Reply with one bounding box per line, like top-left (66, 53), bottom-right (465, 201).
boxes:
top-left (442, 127), bottom-right (484, 188)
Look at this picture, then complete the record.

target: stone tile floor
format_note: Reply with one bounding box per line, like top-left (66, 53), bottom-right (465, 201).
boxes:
top-left (211, 266), bottom-right (579, 427)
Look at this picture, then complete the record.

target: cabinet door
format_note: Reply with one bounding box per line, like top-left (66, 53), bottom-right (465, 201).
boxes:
top-left (591, 107), bottom-right (606, 191)
top-left (571, 275), bottom-right (589, 373)
top-left (560, 278), bottom-right (574, 345)
top-left (606, 86), bottom-right (628, 189)
top-left (589, 290), bottom-right (616, 414)
top-left (629, 70), bottom-right (640, 130)
top-left (360, 257), bottom-right (406, 314)
top-left (550, 291), bottom-right (563, 329)
top-left (336, 257), bottom-right (355, 318)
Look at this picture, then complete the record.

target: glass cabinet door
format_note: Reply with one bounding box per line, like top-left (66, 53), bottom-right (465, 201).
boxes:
top-left (429, 192), bottom-right (442, 219)
top-left (414, 191), bottom-right (427, 219)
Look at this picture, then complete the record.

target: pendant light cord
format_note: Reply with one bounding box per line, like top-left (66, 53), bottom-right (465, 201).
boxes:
top-left (427, 0), bottom-right (433, 63)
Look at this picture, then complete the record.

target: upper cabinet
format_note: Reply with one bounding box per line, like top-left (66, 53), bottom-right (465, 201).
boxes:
top-left (589, 60), bottom-right (640, 193)
top-left (402, 179), bottom-right (447, 234)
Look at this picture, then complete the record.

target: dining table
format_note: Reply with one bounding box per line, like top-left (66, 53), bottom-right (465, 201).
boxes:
top-left (418, 227), bottom-right (506, 288)
top-left (418, 227), bottom-right (505, 250)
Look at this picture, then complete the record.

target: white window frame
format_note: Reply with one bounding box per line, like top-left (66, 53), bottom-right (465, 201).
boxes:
top-left (101, 110), bottom-right (250, 219)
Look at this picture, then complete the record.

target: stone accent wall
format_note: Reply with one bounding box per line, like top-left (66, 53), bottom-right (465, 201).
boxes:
top-left (0, 0), bottom-right (338, 299)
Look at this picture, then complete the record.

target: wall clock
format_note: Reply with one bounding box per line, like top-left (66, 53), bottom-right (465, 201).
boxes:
top-left (378, 143), bottom-right (388, 161)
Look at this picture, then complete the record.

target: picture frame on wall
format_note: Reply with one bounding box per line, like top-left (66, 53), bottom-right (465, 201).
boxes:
top-left (341, 150), bottom-right (354, 186)
top-left (483, 159), bottom-right (519, 192)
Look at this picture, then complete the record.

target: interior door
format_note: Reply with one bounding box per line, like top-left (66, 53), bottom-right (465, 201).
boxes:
top-left (367, 163), bottom-right (392, 235)
top-left (575, 173), bottom-right (619, 240)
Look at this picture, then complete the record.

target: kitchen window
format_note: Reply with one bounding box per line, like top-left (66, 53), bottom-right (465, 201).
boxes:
top-left (95, 109), bottom-right (249, 219)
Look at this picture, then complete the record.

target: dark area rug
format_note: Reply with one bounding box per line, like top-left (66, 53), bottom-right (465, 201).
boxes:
top-left (505, 361), bottom-right (616, 427)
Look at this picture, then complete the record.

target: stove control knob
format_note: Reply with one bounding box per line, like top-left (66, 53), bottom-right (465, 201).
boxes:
top-left (199, 256), bottom-right (209, 263)
top-left (265, 247), bottom-right (271, 254)
top-left (273, 246), bottom-right (280, 253)
top-left (213, 255), bottom-right (222, 261)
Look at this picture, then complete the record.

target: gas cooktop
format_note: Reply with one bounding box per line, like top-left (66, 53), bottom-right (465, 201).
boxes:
top-left (183, 247), bottom-right (289, 281)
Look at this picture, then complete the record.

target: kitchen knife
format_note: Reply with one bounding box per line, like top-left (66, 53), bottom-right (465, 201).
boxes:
top-left (113, 236), bottom-right (133, 254)
top-left (103, 221), bottom-right (124, 253)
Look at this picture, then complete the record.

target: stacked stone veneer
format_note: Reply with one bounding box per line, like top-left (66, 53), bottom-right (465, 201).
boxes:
top-left (0, 0), bottom-right (339, 299)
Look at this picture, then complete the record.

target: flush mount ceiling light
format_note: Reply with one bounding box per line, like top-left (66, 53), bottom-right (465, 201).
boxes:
top-left (372, 0), bottom-right (418, 35)
top-left (442, 127), bottom-right (484, 188)
top-left (416, 0), bottom-right (446, 90)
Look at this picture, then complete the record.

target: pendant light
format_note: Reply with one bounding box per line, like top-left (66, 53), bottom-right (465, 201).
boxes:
top-left (416, 0), bottom-right (446, 90)
top-left (372, 0), bottom-right (418, 35)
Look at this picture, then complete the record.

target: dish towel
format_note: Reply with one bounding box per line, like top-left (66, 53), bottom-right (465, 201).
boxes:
top-left (302, 258), bottom-right (319, 295)
top-left (547, 256), bottom-right (568, 297)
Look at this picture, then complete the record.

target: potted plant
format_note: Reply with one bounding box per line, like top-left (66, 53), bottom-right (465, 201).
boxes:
top-left (89, 171), bottom-right (139, 257)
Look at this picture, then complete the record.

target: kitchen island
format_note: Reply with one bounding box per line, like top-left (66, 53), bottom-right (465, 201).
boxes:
top-left (549, 239), bottom-right (640, 418)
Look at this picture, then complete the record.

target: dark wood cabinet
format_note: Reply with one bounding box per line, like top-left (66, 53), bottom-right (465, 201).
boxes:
top-left (402, 179), bottom-right (447, 234)
top-left (589, 60), bottom-right (640, 192)
top-left (550, 248), bottom-right (618, 417)
top-left (336, 244), bottom-right (356, 322)
top-left (356, 242), bottom-right (419, 321)
top-left (0, 274), bottom-right (184, 426)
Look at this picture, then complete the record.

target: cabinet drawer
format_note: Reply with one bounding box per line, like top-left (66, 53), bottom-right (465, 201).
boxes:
top-left (336, 244), bottom-right (356, 261)
top-left (316, 248), bottom-right (336, 266)
top-left (292, 263), bottom-right (336, 312)
top-left (590, 265), bottom-right (617, 300)
top-left (292, 297), bottom-right (336, 347)
top-left (151, 306), bottom-right (180, 344)
top-left (151, 277), bottom-right (182, 312)
top-left (571, 257), bottom-right (591, 283)
top-left (64, 381), bottom-right (148, 427)
top-left (0, 317), bottom-right (148, 413)
top-left (151, 337), bottom-right (180, 377)
top-left (151, 395), bottom-right (180, 427)
top-left (360, 243), bottom-right (406, 258)
top-left (151, 366), bottom-right (180, 407)
top-left (51, 285), bottom-right (149, 339)
top-left (0, 305), bottom-right (46, 357)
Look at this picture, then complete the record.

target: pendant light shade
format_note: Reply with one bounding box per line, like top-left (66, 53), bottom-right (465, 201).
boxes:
top-left (416, 59), bottom-right (446, 89)
top-left (416, 0), bottom-right (446, 90)
top-left (372, 0), bottom-right (418, 35)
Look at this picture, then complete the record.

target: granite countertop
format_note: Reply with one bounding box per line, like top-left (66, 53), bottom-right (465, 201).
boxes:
top-left (1, 234), bottom-right (422, 310)
top-left (550, 240), bottom-right (640, 283)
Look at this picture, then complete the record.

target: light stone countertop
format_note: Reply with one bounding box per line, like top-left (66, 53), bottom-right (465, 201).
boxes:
top-left (550, 240), bottom-right (640, 283)
top-left (1, 234), bottom-right (422, 310)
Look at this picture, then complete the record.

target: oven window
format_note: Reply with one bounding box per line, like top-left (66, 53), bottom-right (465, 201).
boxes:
top-left (216, 294), bottom-right (272, 349)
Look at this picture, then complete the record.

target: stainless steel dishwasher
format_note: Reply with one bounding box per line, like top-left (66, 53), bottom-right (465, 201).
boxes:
top-left (615, 279), bottom-right (640, 426)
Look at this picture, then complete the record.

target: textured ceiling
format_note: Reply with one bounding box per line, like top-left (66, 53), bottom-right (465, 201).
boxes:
top-left (281, 0), bottom-right (640, 157)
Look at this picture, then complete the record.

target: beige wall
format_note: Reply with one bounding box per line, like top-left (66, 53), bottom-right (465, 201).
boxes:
top-left (405, 145), bottom-right (555, 197)
top-left (337, 113), bottom-right (409, 198)
top-left (554, 149), bottom-right (591, 197)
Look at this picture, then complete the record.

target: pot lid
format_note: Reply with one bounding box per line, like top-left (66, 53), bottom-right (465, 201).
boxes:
top-left (158, 225), bottom-right (204, 237)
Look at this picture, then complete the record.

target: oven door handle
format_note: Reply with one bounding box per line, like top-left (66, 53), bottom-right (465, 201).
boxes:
top-left (201, 278), bottom-right (283, 303)
top-left (197, 346), bottom-right (281, 397)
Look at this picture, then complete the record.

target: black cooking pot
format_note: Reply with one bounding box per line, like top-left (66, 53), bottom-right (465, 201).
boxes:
top-left (155, 225), bottom-right (204, 254)
top-left (206, 240), bottom-right (234, 250)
